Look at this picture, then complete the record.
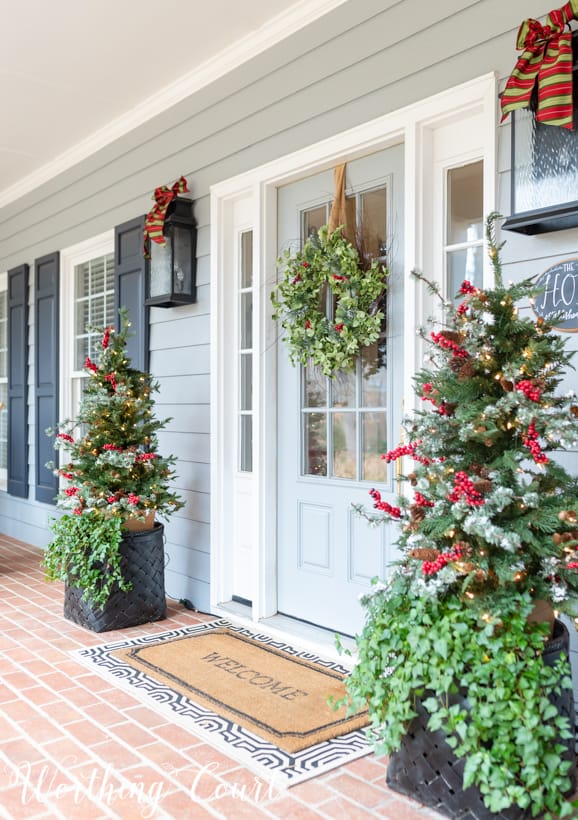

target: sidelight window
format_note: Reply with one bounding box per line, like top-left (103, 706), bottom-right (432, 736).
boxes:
top-left (445, 160), bottom-right (484, 300)
top-left (238, 230), bottom-right (254, 473)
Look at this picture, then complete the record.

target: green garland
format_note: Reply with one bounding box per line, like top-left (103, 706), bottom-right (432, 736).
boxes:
top-left (271, 225), bottom-right (388, 376)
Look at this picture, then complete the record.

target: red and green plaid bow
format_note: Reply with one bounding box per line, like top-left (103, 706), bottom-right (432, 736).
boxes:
top-left (501, 0), bottom-right (578, 128)
top-left (143, 176), bottom-right (189, 257)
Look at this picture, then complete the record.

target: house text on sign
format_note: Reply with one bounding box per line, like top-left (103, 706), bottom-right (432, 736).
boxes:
top-left (532, 260), bottom-right (578, 332)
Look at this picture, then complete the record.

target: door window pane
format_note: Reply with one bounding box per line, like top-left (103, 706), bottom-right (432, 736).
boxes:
top-left (303, 207), bottom-right (327, 238)
top-left (362, 411), bottom-right (387, 482)
top-left (332, 413), bottom-right (356, 479)
top-left (360, 188), bottom-right (387, 260)
top-left (304, 364), bottom-right (326, 408)
top-left (338, 196), bottom-right (357, 237)
top-left (361, 335), bottom-right (387, 407)
top-left (332, 370), bottom-right (356, 408)
top-left (303, 413), bottom-right (327, 476)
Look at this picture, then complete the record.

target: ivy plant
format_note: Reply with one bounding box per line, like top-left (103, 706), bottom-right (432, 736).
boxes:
top-left (338, 585), bottom-right (575, 817)
top-left (43, 512), bottom-right (127, 608)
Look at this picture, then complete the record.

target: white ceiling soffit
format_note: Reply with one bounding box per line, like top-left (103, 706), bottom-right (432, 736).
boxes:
top-left (0, 0), bottom-right (346, 209)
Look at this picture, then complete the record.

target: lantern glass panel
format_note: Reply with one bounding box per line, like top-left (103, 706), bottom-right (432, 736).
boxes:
top-left (149, 238), bottom-right (172, 298)
top-left (173, 226), bottom-right (193, 296)
top-left (513, 107), bottom-right (578, 214)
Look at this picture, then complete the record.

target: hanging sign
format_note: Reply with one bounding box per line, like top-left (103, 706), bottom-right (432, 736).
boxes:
top-left (532, 259), bottom-right (578, 332)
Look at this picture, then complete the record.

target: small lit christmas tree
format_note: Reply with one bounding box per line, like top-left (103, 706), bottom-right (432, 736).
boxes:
top-left (358, 214), bottom-right (578, 612)
top-left (51, 311), bottom-right (183, 524)
top-left (44, 312), bottom-right (183, 608)
top-left (342, 215), bottom-right (578, 816)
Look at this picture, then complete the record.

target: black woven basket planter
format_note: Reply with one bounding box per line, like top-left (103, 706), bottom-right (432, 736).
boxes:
top-left (64, 523), bottom-right (167, 633)
top-left (386, 619), bottom-right (576, 819)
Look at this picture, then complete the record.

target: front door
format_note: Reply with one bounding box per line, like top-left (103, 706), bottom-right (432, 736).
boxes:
top-left (276, 145), bottom-right (404, 636)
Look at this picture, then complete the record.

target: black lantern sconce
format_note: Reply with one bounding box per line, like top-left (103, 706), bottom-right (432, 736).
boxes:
top-left (146, 196), bottom-right (197, 307)
top-left (503, 31), bottom-right (578, 235)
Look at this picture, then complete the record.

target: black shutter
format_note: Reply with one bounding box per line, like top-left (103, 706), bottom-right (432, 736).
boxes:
top-left (115, 216), bottom-right (149, 371)
top-left (7, 264), bottom-right (29, 498)
top-left (35, 252), bottom-right (59, 504)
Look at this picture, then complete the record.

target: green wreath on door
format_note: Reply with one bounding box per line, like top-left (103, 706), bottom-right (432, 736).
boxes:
top-left (271, 225), bottom-right (388, 377)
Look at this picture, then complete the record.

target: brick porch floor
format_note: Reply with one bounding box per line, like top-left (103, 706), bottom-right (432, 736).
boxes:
top-left (0, 533), bottom-right (444, 819)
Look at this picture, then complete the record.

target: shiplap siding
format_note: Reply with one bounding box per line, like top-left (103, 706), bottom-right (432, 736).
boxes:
top-left (0, 0), bottom-right (576, 616)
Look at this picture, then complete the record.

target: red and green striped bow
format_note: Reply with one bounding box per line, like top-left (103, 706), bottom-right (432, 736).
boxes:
top-left (501, 0), bottom-right (578, 128)
top-left (143, 176), bottom-right (189, 258)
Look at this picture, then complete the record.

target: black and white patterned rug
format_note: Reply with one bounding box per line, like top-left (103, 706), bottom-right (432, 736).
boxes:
top-left (73, 618), bottom-right (371, 786)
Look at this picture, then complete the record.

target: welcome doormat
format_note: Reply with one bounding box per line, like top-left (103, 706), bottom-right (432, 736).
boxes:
top-left (74, 619), bottom-right (371, 785)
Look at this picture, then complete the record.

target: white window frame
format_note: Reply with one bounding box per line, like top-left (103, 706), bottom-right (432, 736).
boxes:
top-left (210, 73), bottom-right (497, 628)
top-left (60, 231), bottom-right (114, 424)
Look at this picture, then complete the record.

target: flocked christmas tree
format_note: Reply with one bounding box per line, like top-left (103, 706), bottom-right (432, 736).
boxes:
top-left (341, 215), bottom-right (578, 816)
top-left (50, 311), bottom-right (183, 524)
top-left (359, 214), bottom-right (578, 613)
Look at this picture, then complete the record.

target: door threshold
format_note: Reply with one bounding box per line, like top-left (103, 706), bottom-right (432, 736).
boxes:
top-left (213, 603), bottom-right (357, 666)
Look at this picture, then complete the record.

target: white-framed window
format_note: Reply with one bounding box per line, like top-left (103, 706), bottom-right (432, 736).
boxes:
top-left (60, 231), bottom-right (114, 421)
top-left (444, 160), bottom-right (484, 300)
top-left (238, 229), bottom-right (254, 473)
top-left (0, 272), bottom-right (7, 491)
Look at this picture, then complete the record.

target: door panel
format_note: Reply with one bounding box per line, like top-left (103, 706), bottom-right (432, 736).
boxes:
top-left (277, 145), bottom-right (404, 636)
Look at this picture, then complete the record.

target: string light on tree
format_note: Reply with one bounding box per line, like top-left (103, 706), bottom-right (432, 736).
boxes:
top-left (49, 309), bottom-right (184, 525)
top-left (353, 212), bottom-right (578, 610)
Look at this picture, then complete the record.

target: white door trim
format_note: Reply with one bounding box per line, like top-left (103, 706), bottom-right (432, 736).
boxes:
top-left (210, 72), bottom-right (497, 627)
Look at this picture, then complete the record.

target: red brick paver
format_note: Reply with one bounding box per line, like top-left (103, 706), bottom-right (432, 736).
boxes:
top-left (0, 534), bottom-right (444, 818)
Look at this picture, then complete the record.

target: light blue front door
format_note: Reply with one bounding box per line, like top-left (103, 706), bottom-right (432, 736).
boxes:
top-left (276, 145), bottom-right (404, 636)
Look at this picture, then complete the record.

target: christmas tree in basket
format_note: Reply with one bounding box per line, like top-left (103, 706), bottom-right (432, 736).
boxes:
top-left (341, 215), bottom-right (578, 817)
top-left (44, 311), bottom-right (183, 611)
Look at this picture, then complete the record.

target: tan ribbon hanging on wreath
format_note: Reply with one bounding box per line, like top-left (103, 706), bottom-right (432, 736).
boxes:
top-left (327, 164), bottom-right (355, 244)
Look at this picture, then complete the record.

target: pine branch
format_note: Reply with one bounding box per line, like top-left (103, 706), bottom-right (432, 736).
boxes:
top-left (411, 270), bottom-right (452, 310)
top-left (485, 212), bottom-right (506, 288)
